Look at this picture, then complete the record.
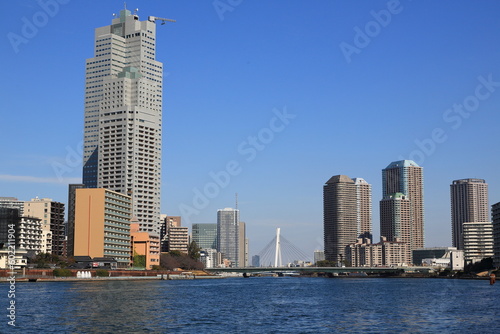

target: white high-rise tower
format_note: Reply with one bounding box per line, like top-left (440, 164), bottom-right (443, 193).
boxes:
top-left (83, 8), bottom-right (172, 235)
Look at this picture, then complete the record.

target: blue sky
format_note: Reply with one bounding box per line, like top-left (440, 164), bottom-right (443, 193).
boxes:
top-left (2, 0), bottom-right (500, 259)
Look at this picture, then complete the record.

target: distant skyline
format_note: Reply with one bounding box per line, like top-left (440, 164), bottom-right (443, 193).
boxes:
top-left (2, 1), bottom-right (500, 257)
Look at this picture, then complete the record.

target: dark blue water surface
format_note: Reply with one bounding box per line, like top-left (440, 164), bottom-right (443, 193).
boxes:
top-left (1, 277), bottom-right (499, 333)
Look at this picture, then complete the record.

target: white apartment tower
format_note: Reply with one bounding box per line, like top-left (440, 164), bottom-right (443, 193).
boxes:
top-left (83, 8), bottom-right (172, 236)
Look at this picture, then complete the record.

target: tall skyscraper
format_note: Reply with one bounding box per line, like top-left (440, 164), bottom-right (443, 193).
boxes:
top-left (217, 208), bottom-right (240, 267)
top-left (353, 178), bottom-right (372, 241)
top-left (238, 222), bottom-right (248, 267)
top-left (323, 175), bottom-right (357, 265)
top-left (323, 175), bottom-right (372, 264)
top-left (450, 179), bottom-right (489, 250)
top-left (380, 193), bottom-right (411, 262)
top-left (380, 160), bottom-right (424, 262)
top-left (83, 8), bottom-right (169, 236)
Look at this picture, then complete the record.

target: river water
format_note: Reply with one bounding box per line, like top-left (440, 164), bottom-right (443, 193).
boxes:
top-left (1, 277), bottom-right (498, 333)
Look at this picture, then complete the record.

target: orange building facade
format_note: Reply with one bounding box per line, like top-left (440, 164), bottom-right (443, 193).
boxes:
top-left (74, 189), bottom-right (132, 268)
top-left (130, 222), bottom-right (160, 269)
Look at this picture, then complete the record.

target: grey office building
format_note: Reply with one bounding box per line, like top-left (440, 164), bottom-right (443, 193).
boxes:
top-left (192, 223), bottom-right (217, 250)
top-left (217, 208), bottom-right (240, 267)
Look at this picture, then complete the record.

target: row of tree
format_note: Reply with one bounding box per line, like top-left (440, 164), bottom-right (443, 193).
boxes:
top-left (28, 241), bottom-right (205, 270)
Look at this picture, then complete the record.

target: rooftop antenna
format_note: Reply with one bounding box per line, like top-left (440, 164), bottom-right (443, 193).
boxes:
top-left (235, 193), bottom-right (238, 210)
top-left (124, 2), bottom-right (127, 10)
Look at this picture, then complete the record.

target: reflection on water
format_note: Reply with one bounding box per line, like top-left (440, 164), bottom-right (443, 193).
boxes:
top-left (1, 277), bottom-right (498, 333)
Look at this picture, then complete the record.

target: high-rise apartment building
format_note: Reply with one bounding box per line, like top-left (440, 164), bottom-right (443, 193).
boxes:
top-left (160, 216), bottom-right (188, 253)
top-left (23, 198), bottom-right (65, 256)
top-left (83, 8), bottom-right (169, 236)
top-left (217, 208), bottom-right (240, 267)
top-left (166, 226), bottom-right (189, 253)
top-left (380, 160), bottom-right (424, 262)
top-left (0, 197), bottom-right (25, 215)
top-left (491, 202), bottom-right (500, 268)
top-left (238, 222), bottom-right (248, 267)
top-left (345, 236), bottom-right (409, 267)
top-left (380, 192), bottom-right (411, 262)
top-left (353, 178), bottom-right (372, 241)
top-left (450, 179), bottom-right (489, 250)
top-left (463, 222), bottom-right (493, 264)
top-left (0, 207), bottom-right (43, 255)
top-left (67, 184), bottom-right (86, 257)
top-left (252, 255), bottom-right (260, 267)
top-left (323, 175), bottom-right (357, 264)
top-left (313, 250), bottom-right (325, 264)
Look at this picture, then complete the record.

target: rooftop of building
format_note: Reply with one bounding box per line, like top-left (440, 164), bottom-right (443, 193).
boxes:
top-left (0, 197), bottom-right (19, 201)
top-left (385, 160), bottom-right (420, 169)
top-left (451, 178), bottom-right (486, 184)
top-left (325, 175), bottom-right (354, 184)
top-left (352, 177), bottom-right (370, 185)
top-left (383, 192), bottom-right (407, 200)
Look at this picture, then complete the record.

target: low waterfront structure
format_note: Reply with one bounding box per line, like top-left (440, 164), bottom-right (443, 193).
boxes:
top-left (412, 247), bottom-right (458, 267)
top-left (450, 250), bottom-right (464, 270)
top-left (0, 248), bottom-right (28, 269)
top-left (422, 258), bottom-right (450, 268)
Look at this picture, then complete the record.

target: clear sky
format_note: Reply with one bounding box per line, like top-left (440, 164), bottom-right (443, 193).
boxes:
top-left (2, 0), bottom-right (500, 260)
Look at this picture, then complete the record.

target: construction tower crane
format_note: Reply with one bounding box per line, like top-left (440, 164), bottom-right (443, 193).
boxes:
top-left (148, 16), bottom-right (176, 25)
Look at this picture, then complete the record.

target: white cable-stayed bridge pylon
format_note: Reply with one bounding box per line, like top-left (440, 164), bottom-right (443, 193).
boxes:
top-left (257, 228), bottom-right (311, 267)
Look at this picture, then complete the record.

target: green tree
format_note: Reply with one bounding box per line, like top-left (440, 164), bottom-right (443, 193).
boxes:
top-left (133, 251), bottom-right (146, 268)
top-left (159, 253), bottom-right (204, 270)
top-left (465, 257), bottom-right (494, 274)
top-left (53, 268), bottom-right (72, 277)
top-left (95, 269), bottom-right (109, 277)
top-left (188, 241), bottom-right (201, 260)
top-left (31, 252), bottom-right (69, 268)
top-left (316, 260), bottom-right (337, 267)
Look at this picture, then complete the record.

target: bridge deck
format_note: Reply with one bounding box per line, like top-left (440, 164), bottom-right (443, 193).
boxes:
top-left (205, 266), bottom-right (431, 274)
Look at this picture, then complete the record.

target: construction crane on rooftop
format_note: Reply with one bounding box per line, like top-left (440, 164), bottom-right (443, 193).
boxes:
top-left (148, 16), bottom-right (176, 25)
